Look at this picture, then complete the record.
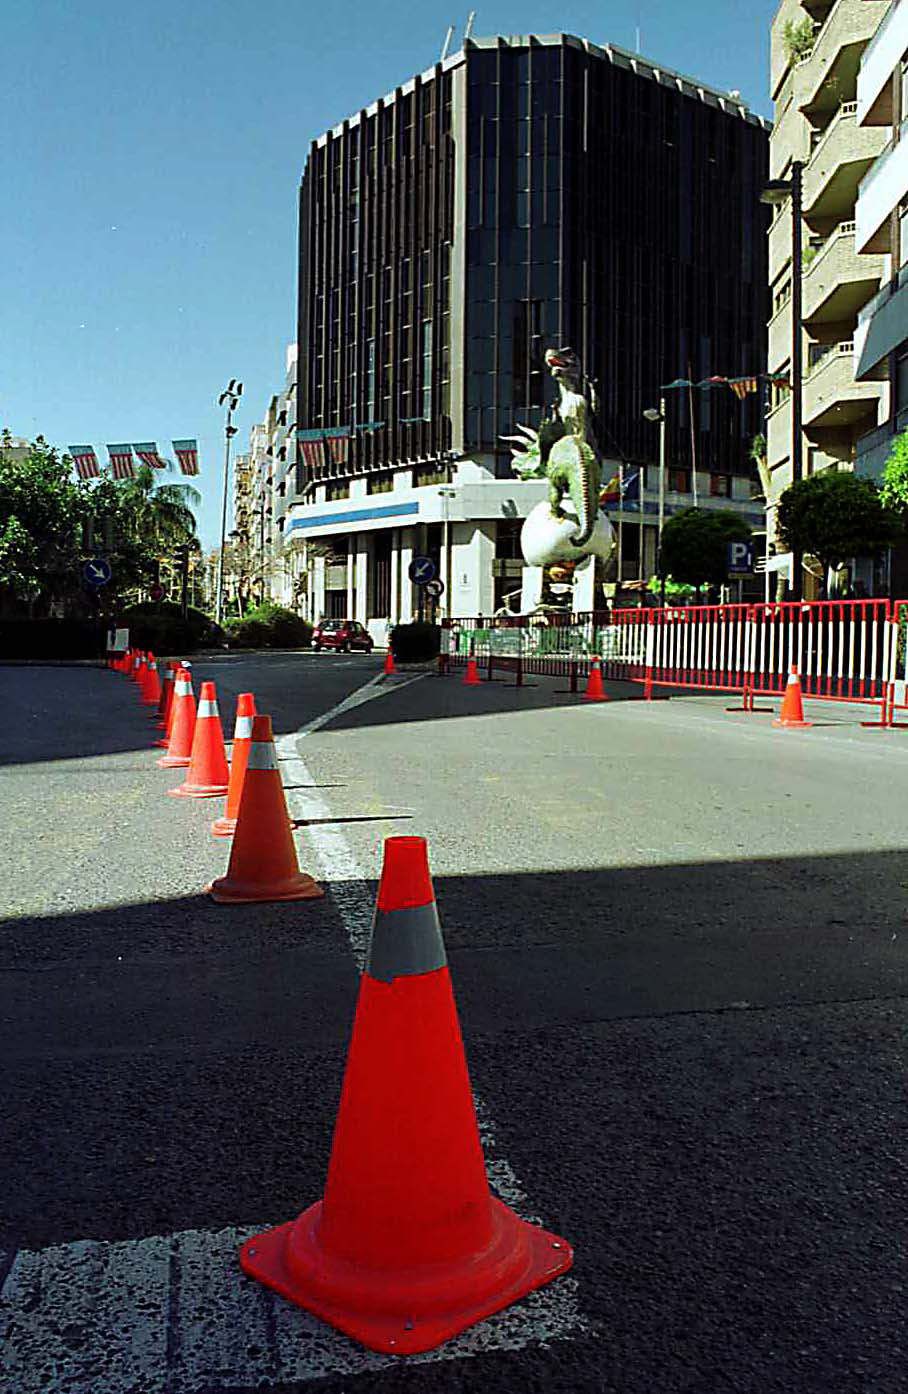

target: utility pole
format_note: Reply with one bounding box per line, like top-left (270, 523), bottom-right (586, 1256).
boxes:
top-left (215, 378), bottom-right (243, 625)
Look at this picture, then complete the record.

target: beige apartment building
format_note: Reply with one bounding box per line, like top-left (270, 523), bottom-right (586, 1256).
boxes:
top-left (767, 0), bottom-right (892, 595)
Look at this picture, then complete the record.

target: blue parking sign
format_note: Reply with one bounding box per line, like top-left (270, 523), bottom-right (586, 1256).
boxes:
top-left (726, 540), bottom-right (755, 575)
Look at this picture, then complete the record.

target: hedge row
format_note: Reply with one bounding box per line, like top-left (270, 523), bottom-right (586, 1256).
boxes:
top-left (225, 603), bottom-right (313, 649)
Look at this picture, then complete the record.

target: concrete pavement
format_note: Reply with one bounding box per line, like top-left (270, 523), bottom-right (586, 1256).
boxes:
top-left (1, 655), bottom-right (907, 1393)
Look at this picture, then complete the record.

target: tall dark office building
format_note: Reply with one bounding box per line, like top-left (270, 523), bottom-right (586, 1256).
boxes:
top-left (290, 34), bottom-right (771, 630)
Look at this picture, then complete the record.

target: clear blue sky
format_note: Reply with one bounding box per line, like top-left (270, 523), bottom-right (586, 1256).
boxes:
top-left (2, 0), bottom-right (775, 548)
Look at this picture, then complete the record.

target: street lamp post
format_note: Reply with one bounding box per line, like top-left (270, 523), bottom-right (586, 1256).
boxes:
top-left (760, 160), bottom-right (804, 599)
top-left (215, 378), bottom-right (243, 625)
top-left (643, 395), bottom-right (667, 590)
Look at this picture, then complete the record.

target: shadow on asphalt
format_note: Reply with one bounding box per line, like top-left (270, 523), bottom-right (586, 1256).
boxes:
top-left (2, 848), bottom-right (907, 1391)
top-left (2, 848), bottom-right (908, 1392)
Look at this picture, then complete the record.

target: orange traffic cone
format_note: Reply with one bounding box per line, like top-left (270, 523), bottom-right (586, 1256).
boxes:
top-left (383, 650), bottom-right (396, 676)
top-left (142, 654), bottom-right (162, 707)
top-left (583, 656), bottom-right (608, 702)
top-left (212, 692), bottom-right (257, 837)
top-left (207, 714), bottom-right (323, 903)
top-left (239, 835), bottom-right (572, 1353)
top-left (155, 662), bottom-right (175, 724)
top-left (168, 680), bottom-right (230, 797)
top-left (156, 661), bottom-right (190, 746)
top-left (463, 655), bottom-right (482, 686)
top-left (132, 651), bottom-right (146, 688)
top-left (773, 664), bottom-right (812, 729)
top-left (157, 667), bottom-right (196, 768)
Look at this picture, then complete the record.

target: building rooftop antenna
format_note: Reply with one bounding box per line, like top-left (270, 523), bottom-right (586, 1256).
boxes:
top-left (440, 23), bottom-right (455, 61)
top-left (464, 10), bottom-right (476, 42)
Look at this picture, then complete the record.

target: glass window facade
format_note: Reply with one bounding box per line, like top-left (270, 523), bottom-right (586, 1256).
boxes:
top-left (298, 38), bottom-right (769, 491)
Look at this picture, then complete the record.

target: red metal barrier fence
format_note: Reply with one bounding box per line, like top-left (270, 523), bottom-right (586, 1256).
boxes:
top-left (441, 599), bottom-right (908, 723)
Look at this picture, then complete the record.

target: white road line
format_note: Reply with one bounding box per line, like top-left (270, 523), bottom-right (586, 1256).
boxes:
top-left (0, 671), bottom-right (585, 1391)
top-left (1, 1226), bottom-right (584, 1393)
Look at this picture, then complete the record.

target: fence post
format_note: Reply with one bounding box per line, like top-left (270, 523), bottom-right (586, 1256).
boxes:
top-left (643, 612), bottom-right (655, 700)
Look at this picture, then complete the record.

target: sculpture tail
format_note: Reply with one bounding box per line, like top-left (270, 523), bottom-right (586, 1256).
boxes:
top-left (570, 446), bottom-right (599, 547)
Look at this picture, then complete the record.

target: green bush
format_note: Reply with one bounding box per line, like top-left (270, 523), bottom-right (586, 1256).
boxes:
top-left (0, 618), bottom-right (108, 660)
top-left (120, 601), bottom-right (225, 656)
top-left (390, 621), bottom-right (441, 661)
top-left (225, 602), bottom-right (313, 650)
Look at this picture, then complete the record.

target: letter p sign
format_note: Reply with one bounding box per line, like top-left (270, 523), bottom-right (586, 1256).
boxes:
top-left (726, 540), bottom-right (755, 575)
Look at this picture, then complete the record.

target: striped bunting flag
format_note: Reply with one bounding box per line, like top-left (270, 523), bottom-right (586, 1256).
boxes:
top-left (298, 428), bottom-right (327, 471)
top-left (172, 439), bottom-right (199, 476)
top-left (324, 427), bottom-right (352, 466)
top-left (133, 442), bottom-right (168, 469)
top-left (69, 446), bottom-right (100, 480)
top-left (107, 444), bottom-right (135, 479)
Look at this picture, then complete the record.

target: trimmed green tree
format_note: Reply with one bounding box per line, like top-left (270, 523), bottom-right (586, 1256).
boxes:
top-left (776, 471), bottom-right (900, 592)
top-left (657, 508), bottom-right (752, 590)
top-left (879, 430), bottom-right (908, 515)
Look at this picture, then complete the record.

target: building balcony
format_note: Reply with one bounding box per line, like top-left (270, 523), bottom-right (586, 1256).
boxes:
top-left (801, 219), bottom-right (885, 327)
top-left (771, 0), bottom-right (820, 98)
top-left (798, 0), bottom-right (890, 120)
top-left (768, 295), bottom-right (794, 370)
top-left (768, 202), bottom-right (793, 282)
top-left (857, 0), bottom-right (908, 127)
top-left (855, 410), bottom-right (908, 479)
top-left (803, 339), bottom-right (885, 429)
top-left (855, 124), bottom-right (908, 252)
top-left (854, 265), bottom-right (908, 379)
top-left (802, 103), bottom-right (887, 227)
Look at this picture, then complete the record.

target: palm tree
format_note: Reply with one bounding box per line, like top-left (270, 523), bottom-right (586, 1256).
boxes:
top-left (117, 465), bottom-right (200, 552)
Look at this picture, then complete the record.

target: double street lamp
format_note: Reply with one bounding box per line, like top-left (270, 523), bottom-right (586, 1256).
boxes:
top-left (760, 159), bottom-right (804, 599)
top-left (215, 378), bottom-right (243, 625)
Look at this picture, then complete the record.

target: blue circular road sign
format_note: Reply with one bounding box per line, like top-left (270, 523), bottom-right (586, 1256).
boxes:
top-left (83, 557), bottom-right (112, 587)
top-left (408, 555), bottom-right (437, 585)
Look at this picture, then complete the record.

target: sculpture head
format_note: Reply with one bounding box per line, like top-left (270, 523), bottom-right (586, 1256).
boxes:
top-left (544, 346), bottom-right (581, 383)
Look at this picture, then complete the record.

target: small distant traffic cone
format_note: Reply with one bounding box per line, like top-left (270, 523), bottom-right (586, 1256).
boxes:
top-left (383, 650), bottom-right (396, 676)
top-left (168, 680), bottom-right (230, 797)
top-left (155, 663), bottom-right (176, 724)
top-left (156, 667), bottom-right (196, 767)
top-left (156, 661), bottom-right (190, 746)
top-left (773, 665), bottom-right (812, 729)
top-left (142, 654), bottom-right (162, 707)
top-left (239, 835), bottom-right (572, 1353)
top-left (463, 655), bottom-right (482, 686)
top-left (207, 715), bottom-right (323, 903)
top-left (212, 692), bottom-right (257, 837)
top-left (583, 656), bottom-right (608, 703)
top-left (132, 651), bottom-right (146, 687)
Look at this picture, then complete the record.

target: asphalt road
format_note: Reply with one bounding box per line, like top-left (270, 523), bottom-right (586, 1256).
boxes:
top-left (1, 654), bottom-right (907, 1393)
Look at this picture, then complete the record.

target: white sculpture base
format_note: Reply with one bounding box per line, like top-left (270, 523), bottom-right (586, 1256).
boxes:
top-left (520, 500), bottom-right (615, 569)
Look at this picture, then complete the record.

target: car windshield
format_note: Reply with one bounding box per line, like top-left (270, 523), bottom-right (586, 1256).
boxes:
top-left (320, 621), bottom-right (343, 630)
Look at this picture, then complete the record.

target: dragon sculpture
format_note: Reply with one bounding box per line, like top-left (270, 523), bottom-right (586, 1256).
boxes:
top-left (503, 346), bottom-right (604, 550)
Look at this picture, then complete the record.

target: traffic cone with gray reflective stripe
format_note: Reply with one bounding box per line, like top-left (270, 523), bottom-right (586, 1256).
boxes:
top-left (207, 714), bottom-right (323, 902)
top-left (133, 651), bottom-right (147, 689)
top-left (238, 834), bottom-right (572, 1354)
top-left (212, 692), bottom-right (257, 836)
top-left (583, 656), bottom-right (608, 702)
top-left (155, 662), bottom-right (175, 725)
top-left (772, 664), bottom-right (812, 729)
top-left (168, 680), bottom-right (230, 797)
top-left (156, 667), bottom-right (196, 767)
top-left (142, 654), bottom-right (162, 707)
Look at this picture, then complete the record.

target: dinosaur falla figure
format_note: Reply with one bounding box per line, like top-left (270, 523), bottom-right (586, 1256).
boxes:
top-left (503, 346), bottom-right (602, 548)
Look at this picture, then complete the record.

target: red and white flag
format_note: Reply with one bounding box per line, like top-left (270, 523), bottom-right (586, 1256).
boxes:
top-left (299, 430), bottom-right (327, 471)
top-left (172, 439), bottom-right (199, 476)
top-left (107, 444), bottom-right (135, 479)
top-left (133, 441), bottom-right (167, 469)
top-left (69, 446), bottom-right (100, 480)
top-left (325, 429), bottom-right (350, 466)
